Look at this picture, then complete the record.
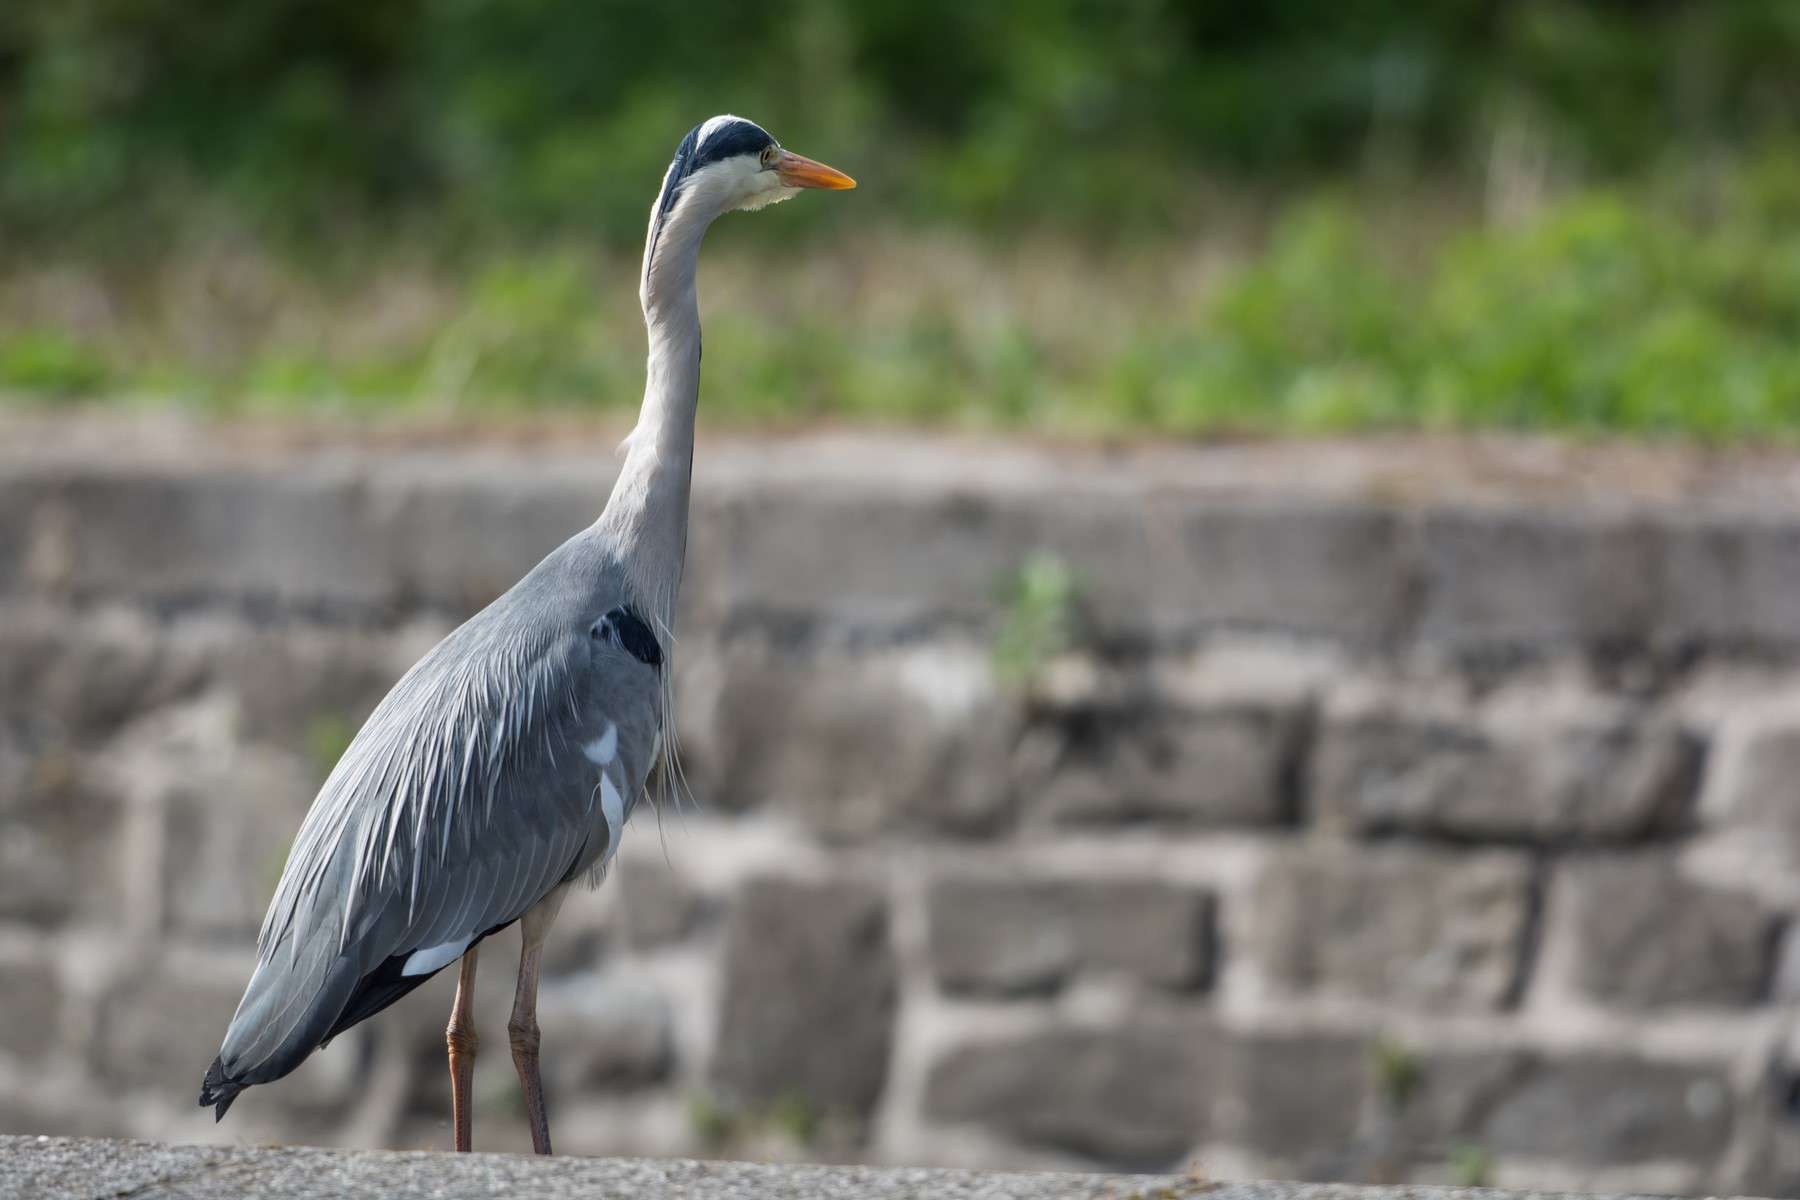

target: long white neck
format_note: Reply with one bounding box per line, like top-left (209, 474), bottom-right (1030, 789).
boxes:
top-left (596, 192), bottom-right (714, 634)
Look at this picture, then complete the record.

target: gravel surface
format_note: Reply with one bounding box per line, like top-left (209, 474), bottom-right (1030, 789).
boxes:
top-left (0, 1136), bottom-right (1704, 1200)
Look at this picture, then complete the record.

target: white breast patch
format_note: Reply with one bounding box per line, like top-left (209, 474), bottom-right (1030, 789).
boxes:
top-left (583, 723), bottom-right (619, 766)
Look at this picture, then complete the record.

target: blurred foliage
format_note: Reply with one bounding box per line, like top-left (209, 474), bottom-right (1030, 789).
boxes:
top-left (1372, 1039), bottom-right (1424, 1109)
top-left (994, 553), bottom-right (1081, 691)
top-left (1, 1), bottom-right (1799, 437)
top-left (3, 1), bottom-right (1800, 248)
top-left (1158, 154), bottom-right (1800, 438)
top-left (4, 151), bottom-right (1799, 438)
top-left (684, 1091), bottom-right (824, 1151)
top-left (0, 330), bottom-right (111, 396)
top-left (304, 712), bottom-right (358, 783)
top-left (1449, 1143), bottom-right (1497, 1188)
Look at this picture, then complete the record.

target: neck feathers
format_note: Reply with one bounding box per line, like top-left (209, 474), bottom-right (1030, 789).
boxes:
top-left (598, 185), bottom-right (712, 635)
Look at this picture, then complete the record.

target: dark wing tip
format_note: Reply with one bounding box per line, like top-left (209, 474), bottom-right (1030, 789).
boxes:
top-left (199, 1057), bottom-right (244, 1121)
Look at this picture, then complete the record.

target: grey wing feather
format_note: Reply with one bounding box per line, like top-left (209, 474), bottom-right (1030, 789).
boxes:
top-left (266, 622), bottom-right (586, 963)
top-left (212, 554), bottom-right (662, 1092)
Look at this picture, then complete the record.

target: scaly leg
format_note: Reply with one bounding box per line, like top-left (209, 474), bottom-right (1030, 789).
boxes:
top-left (510, 883), bottom-right (570, 1155)
top-left (447, 945), bottom-right (481, 1153)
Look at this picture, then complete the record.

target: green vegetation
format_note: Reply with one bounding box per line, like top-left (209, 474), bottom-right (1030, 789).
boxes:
top-left (686, 1093), bottom-right (736, 1149)
top-left (4, 2), bottom-right (1798, 243)
top-left (6, 161), bottom-right (1800, 438)
top-left (993, 553), bottom-right (1081, 692)
top-left (1371, 1038), bottom-right (1424, 1110)
top-left (685, 1091), bottom-right (822, 1150)
top-left (766, 1092), bottom-right (822, 1147)
top-left (1449, 1142), bottom-right (1497, 1188)
top-left (2, 3), bottom-right (1799, 437)
top-left (304, 712), bottom-right (358, 783)
top-left (1119, 1170), bottom-right (1220, 1200)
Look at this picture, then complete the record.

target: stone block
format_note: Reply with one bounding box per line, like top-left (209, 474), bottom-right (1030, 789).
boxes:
top-left (1384, 1048), bottom-right (1531, 1148)
top-left (1713, 717), bottom-right (1800, 856)
top-left (1154, 501), bottom-right (1415, 644)
top-left (0, 609), bottom-right (202, 741)
top-left (1217, 1031), bottom-right (1370, 1169)
top-left (93, 958), bottom-right (248, 1094)
top-left (90, 694), bottom-right (318, 942)
top-left (1030, 703), bottom-right (1303, 827)
top-left (160, 751), bottom-right (318, 942)
top-left (1474, 1053), bottom-right (1733, 1167)
top-left (1219, 1039), bottom-right (1538, 1181)
top-left (0, 942), bottom-right (61, 1065)
top-left (540, 972), bottom-right (673, 1092)
top-left (711, 878), bottom-right (896, 1123)
top-left (717, 484), bottom-right (1420, 645)
top-left (49, 471), bottom-right (393, 613)
top-left (615, 858), bottom-right (703, 949)
top-left (0, 1086), bottom-right (129, 1140)
top-left (715, 484), bottom-right (1148, 632)
top-left (0, 481), bottom-right (29, 595)
top-left (0, 747), bottom-right (126, 926)
top-left (927, 876), bottom-right (1214, 995)
top-left (1312, 715), bottom-right (1701, 844)
top-left (1415, 509), bottom-right (1663, 648)
top-left (1559, 856), bottom-right (1779, 1008)
top-left (1664, 517), bottom-right (1800, 648)
top-left (922, 1021), bottom-right (1215, 1167)
top-left (1250, 846), bottom-right (1532, 1010)
top-left (537, 899), bottom-right (613, 980)
top-left (687, 647), bottom-right (1013, 839)
top-left (28, 464), bottom-right (598, 620)
top-left (1733, 1046), bottom-right (1800, 1197)
top-left (204, 626), bottom-right (407, 755)
top-left (365, 471), bottom-right (600, 619)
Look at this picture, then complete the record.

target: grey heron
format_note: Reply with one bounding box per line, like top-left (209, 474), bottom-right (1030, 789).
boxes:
top-left (197, 115), bottom-right (854, 1155)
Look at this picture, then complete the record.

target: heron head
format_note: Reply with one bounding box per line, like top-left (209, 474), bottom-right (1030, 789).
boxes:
top-left (652, 115), bottom-right (854, 227)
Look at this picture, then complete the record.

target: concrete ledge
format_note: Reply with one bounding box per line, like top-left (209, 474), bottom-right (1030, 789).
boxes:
top-left (0, 1137), bottom-right (1702, 1200)
top-left (7, 416), bottom-right (1800, 649)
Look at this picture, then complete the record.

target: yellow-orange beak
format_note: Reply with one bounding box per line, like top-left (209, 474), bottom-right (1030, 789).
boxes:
top-left (774, 149), bottom-right (856, 190)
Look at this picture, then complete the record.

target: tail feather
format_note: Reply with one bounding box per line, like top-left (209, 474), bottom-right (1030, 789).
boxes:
top-left (198, 1057), bottom-right (245, 1122)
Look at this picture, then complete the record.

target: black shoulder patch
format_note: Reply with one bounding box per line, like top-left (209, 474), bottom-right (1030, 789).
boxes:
top-left (607, 605), bottom-right (663, 668)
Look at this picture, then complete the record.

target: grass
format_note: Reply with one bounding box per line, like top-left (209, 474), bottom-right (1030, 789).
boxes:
top-left (5, 156), bottom-right (1800, 440)
top-left (685, 1091), bottom-right (822, 1150)
top-left (992, 552), bottom-right (1081, 693)
top-left (1448, 1143), bottom-right (1496, 1188)
top-left (304, 713), bottom-right (358, 783)
top-left (1371, 1038), bottom-right (1423, 1110)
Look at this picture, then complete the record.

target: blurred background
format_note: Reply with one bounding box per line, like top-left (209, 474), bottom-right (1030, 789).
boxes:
top-left (2, 0), bottom-right (1800, 431)
top-left (5, 0), bottom-right (1800, 1193)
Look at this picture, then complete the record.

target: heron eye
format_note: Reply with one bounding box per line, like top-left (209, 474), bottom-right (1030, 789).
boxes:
top-left (760, 145), bottom-right (777, 169)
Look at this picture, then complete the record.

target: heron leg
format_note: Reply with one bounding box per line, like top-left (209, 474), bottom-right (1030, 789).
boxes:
top-left (510, 884), bottom-right (569, 1155)
top-left (446, 945), bottom-right (480, 1153)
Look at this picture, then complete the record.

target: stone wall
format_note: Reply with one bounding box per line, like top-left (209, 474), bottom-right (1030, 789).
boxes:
top-left (3, 419), bottom-right (1800, 1193)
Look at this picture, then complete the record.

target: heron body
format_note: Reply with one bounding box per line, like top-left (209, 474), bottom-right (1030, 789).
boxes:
top-left (198, 116), bottom-right (853, 1153)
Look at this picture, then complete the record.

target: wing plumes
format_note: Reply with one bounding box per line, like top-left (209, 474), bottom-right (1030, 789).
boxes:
top-left (646, 598), bottom-right (699, 825)
top-left (256, 620), bottom-right (581, 966)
